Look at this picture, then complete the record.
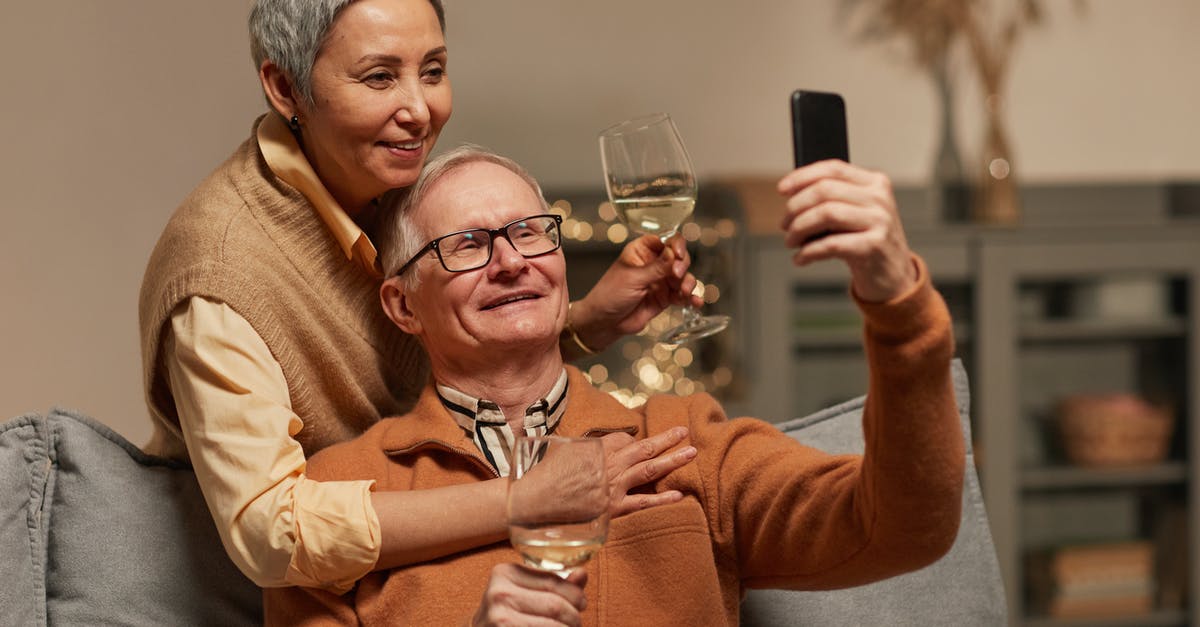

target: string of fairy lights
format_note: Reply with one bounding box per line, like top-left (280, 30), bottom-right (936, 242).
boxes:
top-left (549, 198), bottom-right (738, 407)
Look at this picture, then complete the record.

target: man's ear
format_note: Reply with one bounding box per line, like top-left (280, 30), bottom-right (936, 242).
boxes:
top-left (259, 59), bottom-right (302, 120)
top-left (381, 277), bottom-right (423, 336)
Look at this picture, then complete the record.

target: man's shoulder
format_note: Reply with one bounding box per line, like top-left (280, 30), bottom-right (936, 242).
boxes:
top-left (641, 391), bottom-right (726, 426)
top-left (306, 420), bottom-right (395, 482)
top-left (640, 392), bottom-right (796, 448)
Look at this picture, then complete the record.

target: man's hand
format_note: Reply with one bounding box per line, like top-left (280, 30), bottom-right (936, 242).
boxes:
top-left (471, 564), bottom-right (587, 627)
top-left (777, 159), bottom-right (918, 303)
top-left (601, 427), bottom-right (696, 517)
top-left (569, 235), bottom-right (702, 352)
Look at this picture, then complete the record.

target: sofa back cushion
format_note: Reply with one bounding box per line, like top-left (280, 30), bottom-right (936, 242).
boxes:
top-left (0, 360), bottom-right (1001, 625)
top-left (0, 408), bottom-right (261, 626)
top-left (0, 414), bottom-right (51, 626)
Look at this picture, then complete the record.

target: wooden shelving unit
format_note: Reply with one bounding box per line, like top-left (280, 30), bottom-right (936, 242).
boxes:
top-left (741, 223), bottom-right (1200, 625)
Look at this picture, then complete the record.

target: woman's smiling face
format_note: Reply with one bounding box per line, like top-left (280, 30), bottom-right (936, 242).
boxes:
top-left (297, 0), bottom-right (451, 213)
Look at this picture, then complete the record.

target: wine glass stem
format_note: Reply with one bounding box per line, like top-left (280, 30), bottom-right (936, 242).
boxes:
top-left (661, 234), bottom-right (700, 322)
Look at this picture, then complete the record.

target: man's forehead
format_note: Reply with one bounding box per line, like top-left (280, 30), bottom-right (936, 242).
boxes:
top-left (416, 161), bottom-right (541, 230)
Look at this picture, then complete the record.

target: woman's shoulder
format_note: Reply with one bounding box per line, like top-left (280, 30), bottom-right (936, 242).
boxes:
top-left (145, 131), bottom-right (316, 281)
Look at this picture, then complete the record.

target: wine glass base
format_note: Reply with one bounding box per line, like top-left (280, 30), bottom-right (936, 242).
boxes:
top-left (660, 314), bottom-right (730, 345)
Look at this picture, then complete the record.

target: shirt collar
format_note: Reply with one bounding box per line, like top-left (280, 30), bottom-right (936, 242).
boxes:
top-left (255, 112), bottom-right (381, 277)
top-left (436, 369), bottom-right (570, 434)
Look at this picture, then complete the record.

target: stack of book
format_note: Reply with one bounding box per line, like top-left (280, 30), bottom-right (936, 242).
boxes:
top-left (1047, 541), bottom-right (1155, 619)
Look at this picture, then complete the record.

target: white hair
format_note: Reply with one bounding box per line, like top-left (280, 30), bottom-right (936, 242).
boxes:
top-left (377, 145), bottom-right (551, 289)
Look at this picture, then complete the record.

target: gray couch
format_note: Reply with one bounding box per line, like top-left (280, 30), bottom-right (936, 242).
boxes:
top-left (0, 361), bottom-right (1004, 625)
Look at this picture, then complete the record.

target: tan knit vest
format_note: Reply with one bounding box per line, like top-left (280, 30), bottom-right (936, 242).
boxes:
top-left (138, 126), bottom-right (429, 458)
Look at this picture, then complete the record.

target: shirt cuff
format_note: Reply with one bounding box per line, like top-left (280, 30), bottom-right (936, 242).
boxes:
top-left (284, 476), bottom-right (382, 593)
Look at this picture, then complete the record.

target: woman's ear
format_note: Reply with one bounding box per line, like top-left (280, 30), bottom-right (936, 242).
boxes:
top-left (381, 277), bottom-right (422, 336)
top-left (259, 59), bottom-right (301, 120)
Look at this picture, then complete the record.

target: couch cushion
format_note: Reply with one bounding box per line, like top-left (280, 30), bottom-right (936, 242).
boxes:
top-left (0, 413), bottom-right (51, 627)
top-left (38, 408), bottom-right (261, 626)
top-left (739, 360), bottom-right (1007, 626)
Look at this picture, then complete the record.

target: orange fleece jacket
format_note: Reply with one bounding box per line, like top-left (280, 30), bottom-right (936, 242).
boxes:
top-left (264, 266), bottom-right (964, 626)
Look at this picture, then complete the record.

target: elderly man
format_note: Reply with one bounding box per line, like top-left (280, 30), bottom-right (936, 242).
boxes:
top-left (264, 146), bottom-right (965, 626)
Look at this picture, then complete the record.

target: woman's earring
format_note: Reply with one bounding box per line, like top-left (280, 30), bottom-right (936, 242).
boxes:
top-left (288, 115), bottom-right (301, 132)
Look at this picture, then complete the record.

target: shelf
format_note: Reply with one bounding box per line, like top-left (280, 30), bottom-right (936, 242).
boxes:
top-left (1019, 317), bottom-right (1187, 343)
top-left (745, 224), bottom-right (1200, 624)
top-left (1022, 462), bottom-right (1188, 491)
top-left (790, 322), bottom-right (972, 350)
top-left (1023, 609), bottom-right (1187, 627)
top-left (790, 327), bottom-right (862, 349)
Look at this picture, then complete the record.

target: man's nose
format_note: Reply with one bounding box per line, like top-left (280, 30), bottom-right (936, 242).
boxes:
top-left (488, 237), bottom-right (529, 276)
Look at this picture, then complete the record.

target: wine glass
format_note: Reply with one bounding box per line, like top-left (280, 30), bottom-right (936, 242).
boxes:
top-left (507, 436), bottom-right (609, 577)
top-left (599, 112), bottom-right (730, 344)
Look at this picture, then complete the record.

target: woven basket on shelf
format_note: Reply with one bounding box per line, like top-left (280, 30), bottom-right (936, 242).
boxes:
top-left (1057, 394), bottom-right (1174, 467)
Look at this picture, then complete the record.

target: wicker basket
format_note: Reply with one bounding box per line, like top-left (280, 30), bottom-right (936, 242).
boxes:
top-left (1057, 394), bottom-right (1174, 467)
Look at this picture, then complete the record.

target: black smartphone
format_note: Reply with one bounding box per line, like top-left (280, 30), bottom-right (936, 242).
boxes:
top-left (790, 90), bottom-right (849, 168)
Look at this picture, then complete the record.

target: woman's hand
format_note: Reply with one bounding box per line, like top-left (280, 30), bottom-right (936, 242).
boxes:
top-left (601, 427), bottom-right (696, 517)
top-left (471, 564), bottom-right (587, 627)
top-left (777, 159), bottom-right (918, 303)
top-left (568, 235), bottom-right (701, 353)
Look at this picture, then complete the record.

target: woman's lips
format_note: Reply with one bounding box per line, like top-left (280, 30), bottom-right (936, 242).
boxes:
top-left (380, 139), bottom-right (425, 162)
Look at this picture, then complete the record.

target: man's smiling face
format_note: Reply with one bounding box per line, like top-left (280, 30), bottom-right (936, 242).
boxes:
top-left (399, 160), bottom-right (568, 367)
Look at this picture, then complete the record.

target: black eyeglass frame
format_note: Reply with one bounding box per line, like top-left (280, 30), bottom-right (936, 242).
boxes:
top-left (394, 213), bottom-right (564, 276)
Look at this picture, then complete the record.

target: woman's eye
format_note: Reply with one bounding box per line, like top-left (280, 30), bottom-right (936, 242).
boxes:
top-left (363, 71), bottom-right (393, 87)
top-left (422, 65), bottom-right (446, 83)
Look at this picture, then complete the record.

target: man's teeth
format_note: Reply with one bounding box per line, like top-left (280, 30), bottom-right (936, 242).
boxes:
top-left (489, 294), bottom-right (534, 308)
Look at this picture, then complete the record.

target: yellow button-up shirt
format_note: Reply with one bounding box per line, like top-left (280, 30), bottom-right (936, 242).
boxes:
top-left (159, 113), bottom-right (382, 592)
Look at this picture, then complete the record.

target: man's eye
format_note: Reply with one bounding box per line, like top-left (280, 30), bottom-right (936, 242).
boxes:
top-left (448, 234), bottom-right (485, 253)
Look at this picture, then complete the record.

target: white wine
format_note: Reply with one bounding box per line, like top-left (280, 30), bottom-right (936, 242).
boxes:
top-left (510, 521), bottom-right (606, 572)
top-left (612, 196), bottom-right (695, 238)
top-left (514, 538), bottom-right (603, 572)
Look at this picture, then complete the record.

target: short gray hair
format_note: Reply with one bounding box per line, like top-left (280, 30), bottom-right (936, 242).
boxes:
top-left (248, 0), bottom-right (446, 107)
top-left (378, 145), bottom-right (551, 287)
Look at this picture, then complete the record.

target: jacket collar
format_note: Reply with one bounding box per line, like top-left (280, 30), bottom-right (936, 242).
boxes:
top-left (377, 366), bottom-right (642, 461)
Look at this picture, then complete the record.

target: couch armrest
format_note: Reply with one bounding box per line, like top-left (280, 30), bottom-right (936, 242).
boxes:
top-left (739, 360), bottom-right (1007, 626)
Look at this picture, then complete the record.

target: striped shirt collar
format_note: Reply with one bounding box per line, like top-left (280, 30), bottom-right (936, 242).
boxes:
top-left (436, 370), bottom-right (569, 476)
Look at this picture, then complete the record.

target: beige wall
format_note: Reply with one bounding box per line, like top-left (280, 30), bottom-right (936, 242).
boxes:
top-left (2, 1), bottom-right (1197, 447)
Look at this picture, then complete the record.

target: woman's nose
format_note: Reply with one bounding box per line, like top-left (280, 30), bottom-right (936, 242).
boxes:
top-left (392, 83), bottom-right (431, 127)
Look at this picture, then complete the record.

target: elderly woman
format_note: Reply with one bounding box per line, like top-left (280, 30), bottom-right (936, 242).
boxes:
top-left (138, 0), bottom-right (696, 594)
top-left (264, 146), bottom-right (964, 626)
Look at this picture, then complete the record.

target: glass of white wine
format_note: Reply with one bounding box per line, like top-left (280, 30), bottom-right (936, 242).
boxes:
top-left (507, 436), bottom-right (609, 577)
top-left (599, 112), bottom-right (730, 345)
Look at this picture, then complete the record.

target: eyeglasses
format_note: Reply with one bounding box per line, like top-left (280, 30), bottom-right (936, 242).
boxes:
top-left (395, 214), bottom-right (564, 276)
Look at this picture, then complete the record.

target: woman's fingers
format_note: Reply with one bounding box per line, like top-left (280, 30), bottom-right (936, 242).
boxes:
top-left (613, 489), bottom-right (686, 517)
top-left (604, 427), bottom-right (688, 472)
top-left (598, 427), bottom-right (695, 518)
top-left (623, 443), bottom-right (697, 486)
